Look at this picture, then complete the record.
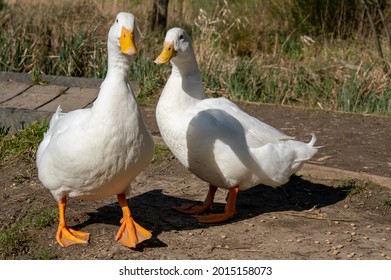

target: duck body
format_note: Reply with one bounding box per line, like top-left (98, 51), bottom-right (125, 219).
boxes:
top-left (157, 71), bottom-right (317, 190)
top-left (37, 77), bottom-right (153, 201)
top-left (36, 12), bottom-right (153, 248)
top-left (155, 28), bottom-right (319, 223)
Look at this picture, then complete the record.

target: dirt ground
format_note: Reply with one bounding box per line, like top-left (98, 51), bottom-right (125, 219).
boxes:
top-left (0, 104), bottom-right (390, 260)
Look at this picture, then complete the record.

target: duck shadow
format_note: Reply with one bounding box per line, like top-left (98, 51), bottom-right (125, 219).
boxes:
top-left (75, 175), bottom-right (349, 249)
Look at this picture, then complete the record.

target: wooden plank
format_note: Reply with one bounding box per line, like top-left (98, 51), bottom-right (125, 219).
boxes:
top-left (1, 84), bottom-right (66, 110)
top-left (0, 81), bottom-right (31, 103)
top-left (37, 87), bottom-right (98, 112)
top-left (0, 107), bottom-right (52, 132)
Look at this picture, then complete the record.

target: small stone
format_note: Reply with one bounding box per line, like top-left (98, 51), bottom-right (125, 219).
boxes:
top-left (224, 245), bottom-right (229, 249)
top-left (288, 239), bottom-right (294, 243)
top-left (363, 236), bottom-right (369, 240)
top-left (327, 231), bottom-right (332, 235)
top-left (334, 221), bottom-right (340, 224)
top-left (272, 216), bottom-right (277, 219)
top-left (188, 232), bottom-right (194, 236)
top-left (325, 239), bottom-right (332, 244)
top-left (337, 244), bottom-right (344, 249)
top-left (380, 253), bottom-right (386, 257)
top-left (221, 235), bottom-right (227, 239)
top-left (344, 231), bottom-right (350, 234)
top-left (386, 227), bottom-right (390, 231)
top-left (382, 238), bottom-right (387, 241)
top-left (332, 250), bottom-right (340, 256)
top-left (350, 232), bottom-right (356, 236)
top-left (296, 239), bottom-right (303, 243)
top-left (344, 205), bottom-right (349, 209)
top-left (314, 241), bottom-right (320, 244)
top-left (260, 220), bottom-right (266, 223)
top-left (248, 223), bottom-right (254, 227)
top-left (350, 223), bottom-right (356, 227)
top-left (352, 227), bottom-right (357, 230)
top-left (367, 225), bottom-right (372, 228)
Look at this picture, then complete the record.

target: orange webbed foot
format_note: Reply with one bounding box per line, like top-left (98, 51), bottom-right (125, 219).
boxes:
top-left (195, 186), bottom-right (239, 224)
top-left (116, 193), bottom-right (151, 248)
top-left (56, 225), bottom-right (90, 247)
top-left (115, 215), bottom-right (152, 248)
top-left (55, 197), bottom-right (90, 247)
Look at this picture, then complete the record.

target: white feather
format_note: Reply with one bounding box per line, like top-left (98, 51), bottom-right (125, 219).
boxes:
top-left (156, 28), bottom-right (319, 191)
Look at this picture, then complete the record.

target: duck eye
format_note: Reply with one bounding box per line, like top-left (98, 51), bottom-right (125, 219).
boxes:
top-left (179, 34), bottom-right (184, 40)
top-left (116, 19), bottom-right (118, 23)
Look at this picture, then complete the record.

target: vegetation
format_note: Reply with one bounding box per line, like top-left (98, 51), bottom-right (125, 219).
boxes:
top-left (339, 179), bottom-right (365, 196)
top-left (0, 0), bottom-right (390, 115)
top-left (0, 208), bottom-right (57, 258)
top-left (0, 121), bottom-right (48, 166)
top-left (152, 144), bottom-right (172, 164)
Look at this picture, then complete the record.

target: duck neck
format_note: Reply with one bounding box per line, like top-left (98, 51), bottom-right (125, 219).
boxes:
top-left (170, 50), bottom-right (206, 100)
top-left (92, 42), bottom-right (136, 120)
top-left (171, 51), bottom-right (199, 77)
top-left (106, 42), bottom-right (130, 80)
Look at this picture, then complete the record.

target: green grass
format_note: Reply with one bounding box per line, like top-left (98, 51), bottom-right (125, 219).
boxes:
top-left (339, 179), bottom-right (364, 196)
top-left (0, 121), bottom-right (48, 166)
top-left (384, 200), bottom-right (391, 207)
top-left (0, 208), bottom-right (57, 258)
top-left (0, 0), bottom-right (390, 115)
top-left (32, 249), bottom-right (56, 260)
top-left (152, 144), bottom-right (172, 164)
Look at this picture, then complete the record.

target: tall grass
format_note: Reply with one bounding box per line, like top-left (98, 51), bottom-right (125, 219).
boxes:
top-left (0, 0), bottom-right (390, 115)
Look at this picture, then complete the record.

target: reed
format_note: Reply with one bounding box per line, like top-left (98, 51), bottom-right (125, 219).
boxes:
top-left (0, 0), bottom-right (389, 115)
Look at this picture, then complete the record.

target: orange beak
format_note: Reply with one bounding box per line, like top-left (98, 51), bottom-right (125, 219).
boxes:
top-left (154, 41), bottom-right (176, 64)
top-left (120, 26), bottom-right (137, 56)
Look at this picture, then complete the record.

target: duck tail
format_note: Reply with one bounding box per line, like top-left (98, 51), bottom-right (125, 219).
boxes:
top-left (308, 133), bottom-right (323, 149)
top-left (308, 133), bottom-right (317, 146)
top-left (291, 133), bottom-right (320, 166)
top-left (49, 106), bottom-right (63, 128)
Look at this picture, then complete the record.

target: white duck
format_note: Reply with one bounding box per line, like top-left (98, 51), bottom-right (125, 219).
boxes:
top-left (36, 12), bottom-right (154, 248)
top-left (154, 28), bottom-right (319, 223)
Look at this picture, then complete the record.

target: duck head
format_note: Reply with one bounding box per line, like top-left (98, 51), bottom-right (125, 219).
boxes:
top-left (154, 27), bottom-right (192, 64)
top-left (108, 12), bottom-right (139, 56)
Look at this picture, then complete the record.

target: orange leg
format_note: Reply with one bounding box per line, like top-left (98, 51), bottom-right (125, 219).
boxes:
top-left (115, 193), bottom-right (152, 248)
top-left (174, 185), bottom-right (218, 214)
top-left (195, 185), bottom-right (239, 223)
top-left (56, 197), bottom-right (90, 247)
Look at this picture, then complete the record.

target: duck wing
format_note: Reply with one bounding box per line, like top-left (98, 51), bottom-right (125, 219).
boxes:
top-left (190, 97), bottom-right (292, 149)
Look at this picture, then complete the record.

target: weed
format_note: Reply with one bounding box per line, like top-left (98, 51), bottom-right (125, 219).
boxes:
top-left (0, 0), bottom-right (390, 115)
top-left (0, 208), bottom-right (57, 258)
top-left (33, 249), bottom-right (57, 260)
top-left (384, 200), bottom-right (391, 207)
top-left (29, 208), bottom-right (58, 229)
top-left (152, 144), bottom-right (171, 164)
top-left (0, 121), bottom-right (48, 166)
top-left (339, 179), bottom-right (364, 196)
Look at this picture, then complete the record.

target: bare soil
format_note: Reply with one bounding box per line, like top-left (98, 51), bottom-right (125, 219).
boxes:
top-left (0, 104), bottom-right (390, 260)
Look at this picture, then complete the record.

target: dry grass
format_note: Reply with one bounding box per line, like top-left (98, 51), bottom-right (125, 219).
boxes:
top-left (0, 0), bottom-right (390, 115)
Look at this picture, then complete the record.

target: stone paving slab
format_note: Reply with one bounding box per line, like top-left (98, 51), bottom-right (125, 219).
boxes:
top-left (0, 71), bottom-right (138, 130)
top-left (1, 84), bottom-right (67, 110)
top-left (0, 107), bottom-right (52, 132)
top-left (0, 81), bottom-right (32, 103)
top-left (37, 87), bottom-right (98, 112)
